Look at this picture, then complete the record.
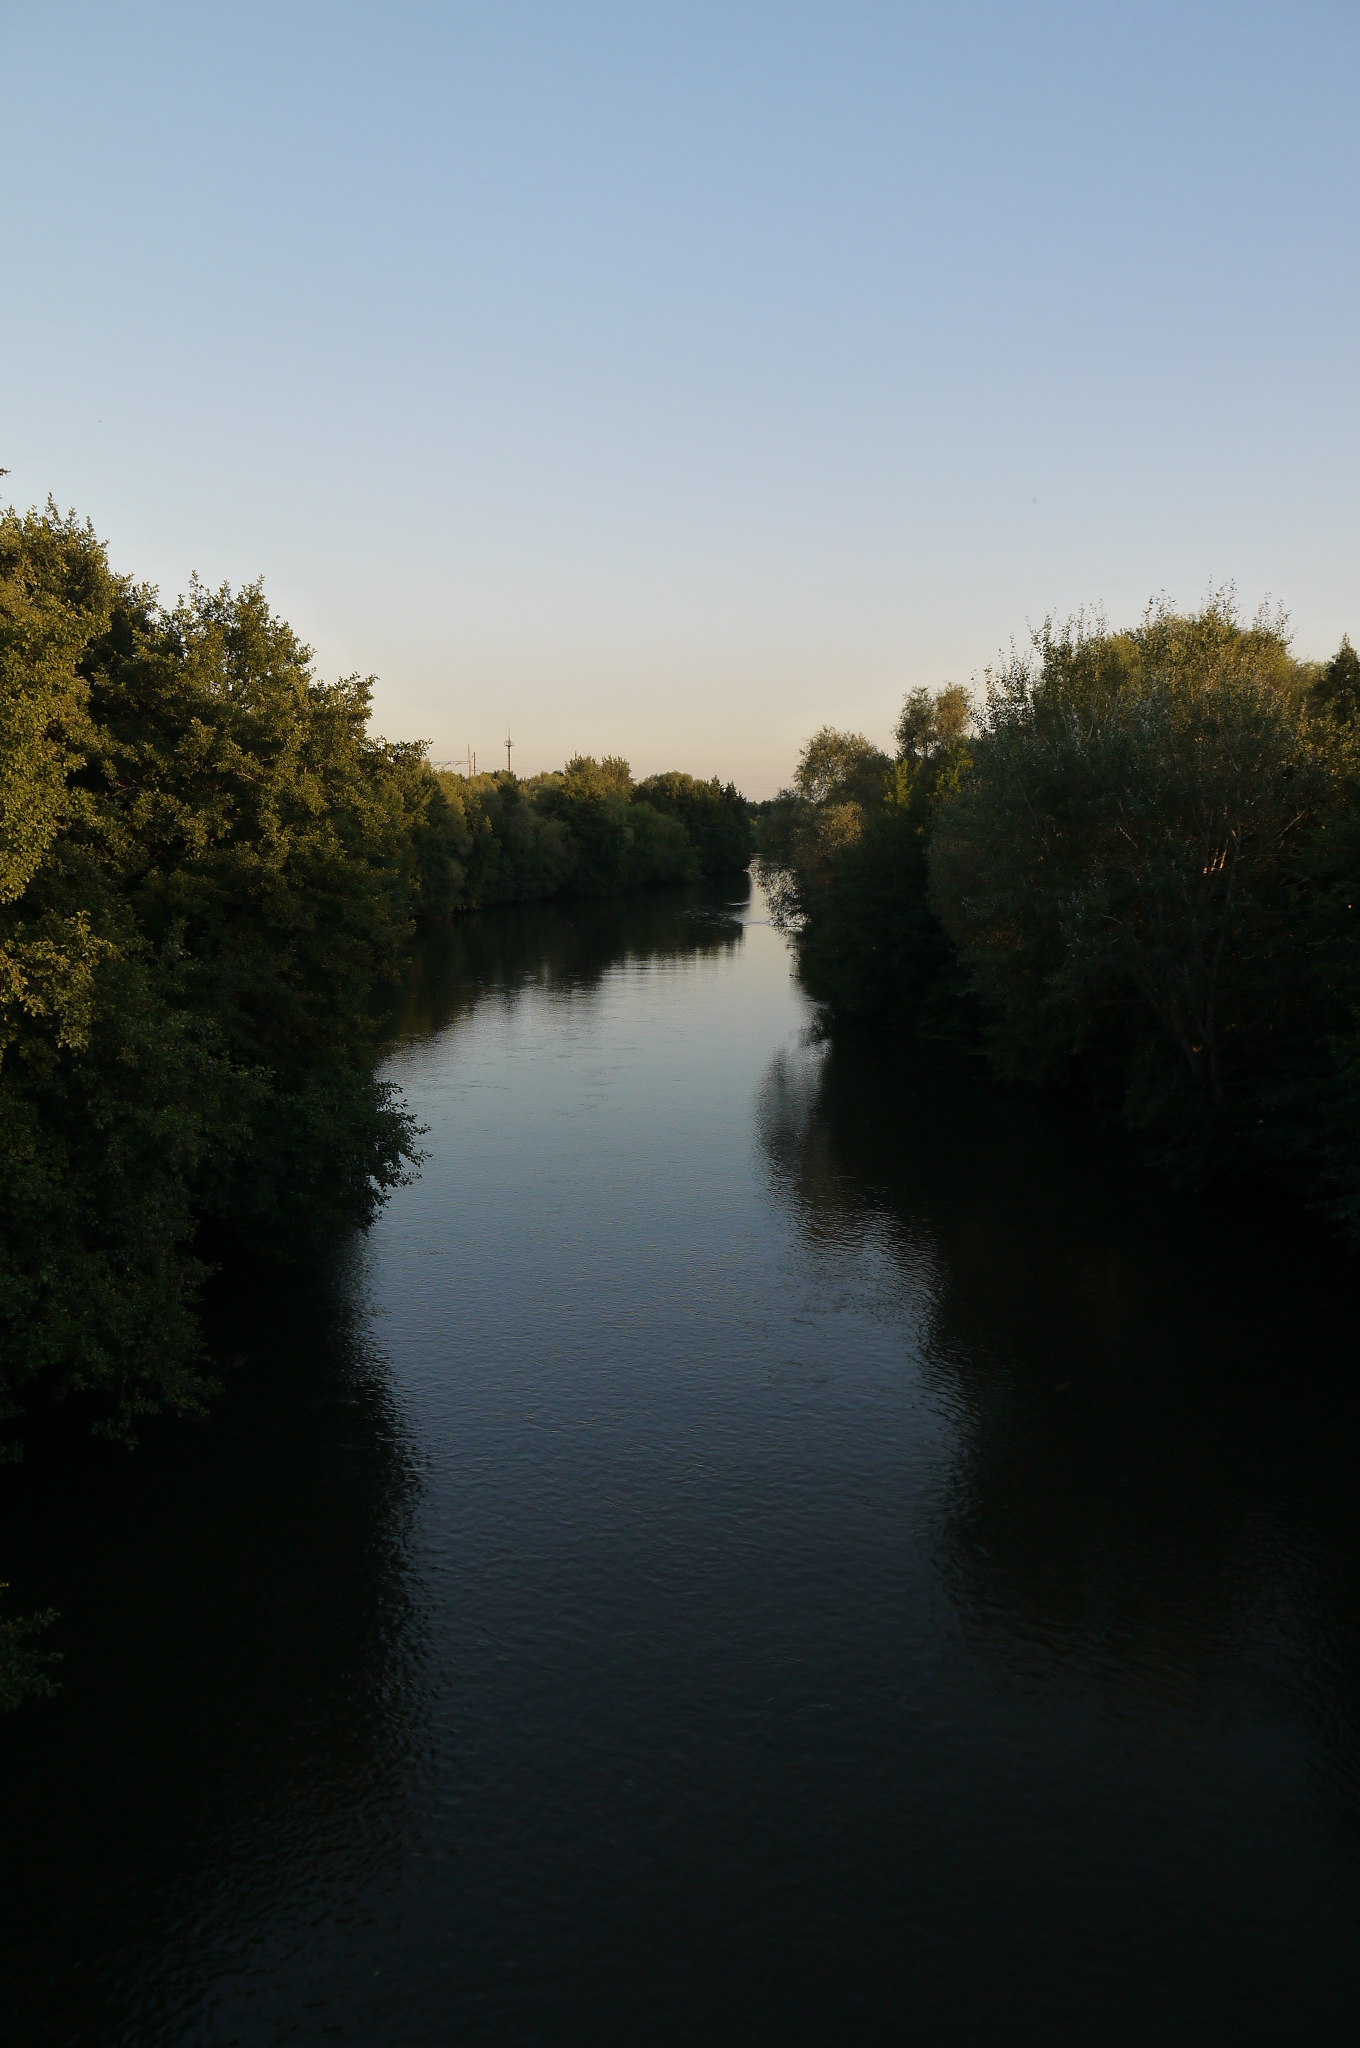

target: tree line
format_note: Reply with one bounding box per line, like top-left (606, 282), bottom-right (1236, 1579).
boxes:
top-left (758, 597), bottom-right (1360, 1231)
top-left (0, 502), bottom-right (750, 1462)
top-left (431, 756), bottom-right (750, 904)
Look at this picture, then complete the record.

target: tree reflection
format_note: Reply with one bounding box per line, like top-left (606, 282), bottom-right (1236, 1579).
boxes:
top-left (0, 1258), bottom-right (425, 2042)
top-left (754, 1027), bottom-right (1360, 1746)
top-left (388, 873), bottom-right (752, 1041)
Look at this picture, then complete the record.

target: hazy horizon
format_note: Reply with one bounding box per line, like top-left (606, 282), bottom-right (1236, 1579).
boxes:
top-left (4, 1), bottom-right (1356, 799)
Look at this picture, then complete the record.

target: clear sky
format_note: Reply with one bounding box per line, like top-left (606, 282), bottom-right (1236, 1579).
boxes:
top-left (3, 2), bottom-right (1357, 795)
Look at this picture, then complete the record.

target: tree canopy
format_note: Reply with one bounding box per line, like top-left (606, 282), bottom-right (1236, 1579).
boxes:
top-left (758, 597), bottom-right (1360, 1224)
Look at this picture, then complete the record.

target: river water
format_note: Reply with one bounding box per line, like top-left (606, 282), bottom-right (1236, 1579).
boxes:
top-left (3, 875), bottom-right (1360, 2044)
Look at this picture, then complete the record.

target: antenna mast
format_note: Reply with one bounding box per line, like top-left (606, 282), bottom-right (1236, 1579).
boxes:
top-left (505, 726), bottom-right (514, 774)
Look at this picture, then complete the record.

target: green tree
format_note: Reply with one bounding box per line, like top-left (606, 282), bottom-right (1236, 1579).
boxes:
top-left (894, 682), bottom-right (971, 766)
top-left (533, 756), bottom-right (696, 895)
top-left (73, 574), bottom-right (428, 1249)
top-left (1, 506), bottom-right (427, 1448)
top-left (632, 771), bottom-right (751, 875)
top-left (928, 600), bottom-right (1336, 1123)
top-left (757, 710), bottom-right (964, 1025)
top-left (1313, 634), bottom-right (1360, 729)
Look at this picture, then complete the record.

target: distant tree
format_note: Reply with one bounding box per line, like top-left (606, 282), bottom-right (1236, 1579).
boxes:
top-left (433, 770), bottom-right (577, 905)
top-left (632, 771), bottom-right (751, 874)
top-left (756, 711), bottom-right (965, 1025)
top-left (534, 756), bottom-right (695, 894)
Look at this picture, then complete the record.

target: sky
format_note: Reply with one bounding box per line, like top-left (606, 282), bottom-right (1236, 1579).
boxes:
top-left (3, 2), bottom-right (1357, 796)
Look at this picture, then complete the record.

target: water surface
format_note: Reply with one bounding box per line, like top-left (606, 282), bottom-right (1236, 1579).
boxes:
top-left (3, 876), bottom-right (1359, 2043)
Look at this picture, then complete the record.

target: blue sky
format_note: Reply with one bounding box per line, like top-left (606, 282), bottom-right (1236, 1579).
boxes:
top-left (3, 2), bottom-right (1356, 794)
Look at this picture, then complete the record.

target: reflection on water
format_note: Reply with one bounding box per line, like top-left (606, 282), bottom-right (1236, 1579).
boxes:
top-left (389, 882), bottom-right (747, 1043)
top-left (0, 1269), bottom-right (426, 2046)
top-left (757, 1030), bottom-right (1360, 1743)
top-left (3, 874), bottom-right (1359, 2045)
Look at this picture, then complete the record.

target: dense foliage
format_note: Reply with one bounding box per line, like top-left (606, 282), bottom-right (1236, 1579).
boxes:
top-left (759, 600), bottom-right (1360, 1226)
top-left (0, 1586), bottom-right (59, 1709)
top-left (757, 693), bottom-right (970, 1031)
top-left (0, 503), bottom-right (751, 1461)
top-left (433, 758), bottom-right (749, 903)
top-left (0, 506), bottom-right (435, 1450)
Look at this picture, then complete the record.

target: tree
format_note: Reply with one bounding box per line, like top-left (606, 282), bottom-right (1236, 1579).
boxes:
top-left (928, 599), bottom-right (1336, 1122)
top-left (793, 727), bottom-right (891, 808)
top-left (894, 683), bottom-right (971, 766)
top-left (1314, 634), bottom-right (1360, 729)
top-left (757, 706), bottom-right (964, 1025)
top-left (533, 756), bottom-right (696, 895)
top-left (1, 508), bottom-right (428, 1447)
top-left (632, 771), bottom-right (751, 875)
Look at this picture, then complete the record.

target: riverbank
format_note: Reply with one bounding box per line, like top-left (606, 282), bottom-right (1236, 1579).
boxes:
top-left (4, 879), bottom-right (1359, 2042)
top-left (1, 502), bottom-right (751, 1457)
top-left (757, 603), bottom-right (1360, 1233)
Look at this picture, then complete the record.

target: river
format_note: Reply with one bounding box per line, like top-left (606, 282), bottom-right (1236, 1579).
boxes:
top-left (3, 874), bottom-right (1359, 2044)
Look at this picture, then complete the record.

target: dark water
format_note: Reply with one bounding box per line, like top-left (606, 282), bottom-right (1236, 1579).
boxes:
top-left (3, 876), bottom-right (1360, 2045)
